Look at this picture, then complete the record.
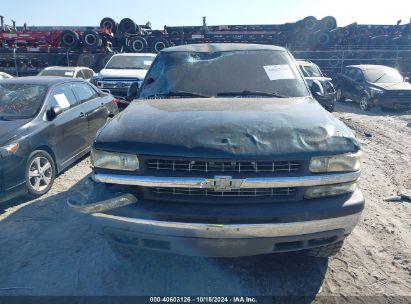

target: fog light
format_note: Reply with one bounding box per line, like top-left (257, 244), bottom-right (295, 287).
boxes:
top-left (304, 182), bottom-right (357, 199)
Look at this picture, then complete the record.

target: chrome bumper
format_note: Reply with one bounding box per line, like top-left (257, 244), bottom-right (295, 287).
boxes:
top-left (93, 212), bottom-right (361, 239)
top-left (92, 171), bottom-right (360, 189)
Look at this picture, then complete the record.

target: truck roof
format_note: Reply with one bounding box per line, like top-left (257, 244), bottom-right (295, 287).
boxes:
top-left (162, 43), bottom-right (287, 53)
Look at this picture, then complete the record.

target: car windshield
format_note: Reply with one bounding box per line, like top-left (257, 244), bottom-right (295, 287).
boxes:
top-left (38, 69), bottom-right (75, 77)
top-left (363, 67), bottom-right (404, 83)
top-left (299, 64), bottom-right (322, 77)
top-left (105, 56), bottom-right (154, 70)
top-left (0, 83), bottom-right (48, 119)
top-left (139, 50), bottom-right (309, 99)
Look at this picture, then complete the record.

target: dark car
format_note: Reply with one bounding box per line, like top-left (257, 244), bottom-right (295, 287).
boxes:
top-left (335, 64), bottom-right (411, 111)
top-left (297, 60), bottom-right (336, 112)
top-left (69, 44), bottom-right (363, 258)
top-left (0, 77), bottom-right (118, 202)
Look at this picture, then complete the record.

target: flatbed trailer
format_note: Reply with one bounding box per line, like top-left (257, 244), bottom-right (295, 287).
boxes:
top-left (1, 16), bottom-right (410, 78)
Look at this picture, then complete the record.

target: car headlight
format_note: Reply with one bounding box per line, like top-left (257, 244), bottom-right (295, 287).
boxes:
top-left (309, 151), bottom-right (362, 173)
top-left (91, 149), bottom-right (139, 171)
top-left (0, 143), bottom-right (19, 157)
top-left (369, 87), bottom-right (384, 97)
top-left (305, 182), bottom-right (357, 199)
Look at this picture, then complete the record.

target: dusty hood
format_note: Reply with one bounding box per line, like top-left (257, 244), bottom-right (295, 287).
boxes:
top-left (97, 69), bottom-right (148, 80)
top-left (94, 97), bottom-right (360, 159)
top-left (371, 82), bottom-right (411, 91)
top-left (0, 119), bottom-right (30, 146)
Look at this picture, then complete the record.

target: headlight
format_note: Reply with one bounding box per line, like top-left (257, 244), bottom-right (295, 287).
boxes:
top-left (309, 151), bottom-right (362, 173)
top-left (305, 182), bottom-right (357, 199)
top-left (369, 87), bottom-right (384, 96)
top-left (0, 143), bottom-right (19, 157)
top-left (91, 149), bottom-right (139, 171)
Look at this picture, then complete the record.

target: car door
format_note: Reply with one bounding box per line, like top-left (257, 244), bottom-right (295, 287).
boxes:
top-left (351, 69), bottom-right (366, 101)
top-left (47, 84), bottom-right (89, 167)
top-left (343, 68), bottom-right (358, 100)
top-left (71, 82), bottom-right (111, 143)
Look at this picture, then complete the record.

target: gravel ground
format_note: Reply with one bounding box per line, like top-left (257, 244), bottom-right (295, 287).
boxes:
top-left (0, 101), bottom-right (410, 300)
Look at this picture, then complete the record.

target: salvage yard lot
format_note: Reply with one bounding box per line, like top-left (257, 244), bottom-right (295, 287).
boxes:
top-left (0, 102), bottom-right (410, 298)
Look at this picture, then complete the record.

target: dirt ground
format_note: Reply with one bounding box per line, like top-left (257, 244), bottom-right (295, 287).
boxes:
top-left (0, 101), bottom-right (410, 300)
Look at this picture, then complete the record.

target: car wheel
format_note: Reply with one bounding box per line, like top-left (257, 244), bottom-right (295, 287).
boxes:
top-left (304, 241), bottom-right (344, 258)
top-left (336, 88), bottom-right (345, 102)
top-left (25, 151), bottom-right (56, 197)
top-left (359, 95), bottom-right (370, 111)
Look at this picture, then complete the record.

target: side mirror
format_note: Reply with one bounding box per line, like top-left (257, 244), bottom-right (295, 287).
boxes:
top-left (101, 89), bottom-right (111, 94)
top-left (126, 81), bottom-right (140, 101)
top-left (404, 77), bottom-right (410, 83)
top-left (310, 80), bottom-right (324, 97)
top-left (46, 106), bottom-right (62, 121)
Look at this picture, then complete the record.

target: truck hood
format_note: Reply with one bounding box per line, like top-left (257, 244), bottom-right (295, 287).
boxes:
top-left (94, 97), bottom-right (360, 159)
top-left (97, 69), bottom-right (148, 80)
top-left (371, 82), bottom-right (411, 91)
top-left (0, 119), bottom-right (31, 146)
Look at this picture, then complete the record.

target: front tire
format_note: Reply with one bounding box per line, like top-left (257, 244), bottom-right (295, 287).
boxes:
top-left (359, 94), bottom-right (370, 111)
top-left (336, 88), bottom-right (345, 102)
top-left (25, 151), bottom-right (56, 197)
top-left (304, 241), bottom-right (344, 258)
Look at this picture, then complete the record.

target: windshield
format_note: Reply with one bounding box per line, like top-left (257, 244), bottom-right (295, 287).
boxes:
top-left (0, 84), bottom-right (48, 119)
top-left (38, 69), bottom-right (75, 77)
top-left (363, 67), bottom-right (404, 83)
top-left (139, 50), bottom-right (309, 98)
top-left (299, 64), bottom-right (322, 77)
top-left (105, 56), bottom-right (155, 70)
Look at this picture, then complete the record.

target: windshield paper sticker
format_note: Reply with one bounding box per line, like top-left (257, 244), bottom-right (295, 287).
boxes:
top-left (54, 93), bottom-right (70, 109)
top-left (263, 65), bottom-right (295, 80)
top-left (64, 71), bottom-right (74, 76)
top-left (144, 61), bottom-right (153, 66)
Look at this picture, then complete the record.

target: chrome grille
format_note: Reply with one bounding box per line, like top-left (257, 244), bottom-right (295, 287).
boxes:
top-left (146, 159), bottom-right (302, 174)
top-left (151, 187), bottom-right (297, 198)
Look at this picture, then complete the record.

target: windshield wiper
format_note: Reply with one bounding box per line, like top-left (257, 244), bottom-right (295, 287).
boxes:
top-left (372, 73), bottom-right (386, 83)
top-left (0, 116), bottom-right (13, 121)
top-left (216, 90), bottom-right (289, 98)
top-left (146, 90), bottom-right (211, 98)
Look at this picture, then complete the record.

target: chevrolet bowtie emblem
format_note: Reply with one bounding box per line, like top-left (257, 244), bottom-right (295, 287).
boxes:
top-left (202, 176), bottom-right (243, 191)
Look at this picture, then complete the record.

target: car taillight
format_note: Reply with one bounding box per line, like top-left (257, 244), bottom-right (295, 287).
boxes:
top-left (113, 98), bottom-right (119, 105)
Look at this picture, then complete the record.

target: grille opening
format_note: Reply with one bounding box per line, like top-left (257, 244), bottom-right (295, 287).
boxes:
top-left (151, 187), bottom-right (297, 198)
top-left (146, 159), bottom-right (302, 174)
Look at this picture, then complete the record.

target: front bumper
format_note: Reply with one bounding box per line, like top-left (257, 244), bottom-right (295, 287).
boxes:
top-left (68, 178), bottom-right (364, 257)
top-left (371, 96), bottom-right (411, 110)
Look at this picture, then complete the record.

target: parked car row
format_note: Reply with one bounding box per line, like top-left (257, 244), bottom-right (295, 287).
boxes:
top-left (298, 61), bottom-right (411, 111)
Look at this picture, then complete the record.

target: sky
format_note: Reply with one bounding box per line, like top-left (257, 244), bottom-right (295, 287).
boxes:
top-left (2, 0), bottom-right (411, 29)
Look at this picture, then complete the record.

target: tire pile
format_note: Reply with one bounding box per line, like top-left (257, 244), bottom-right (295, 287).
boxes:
top-left (60, 17), bottom-right (171, 54)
